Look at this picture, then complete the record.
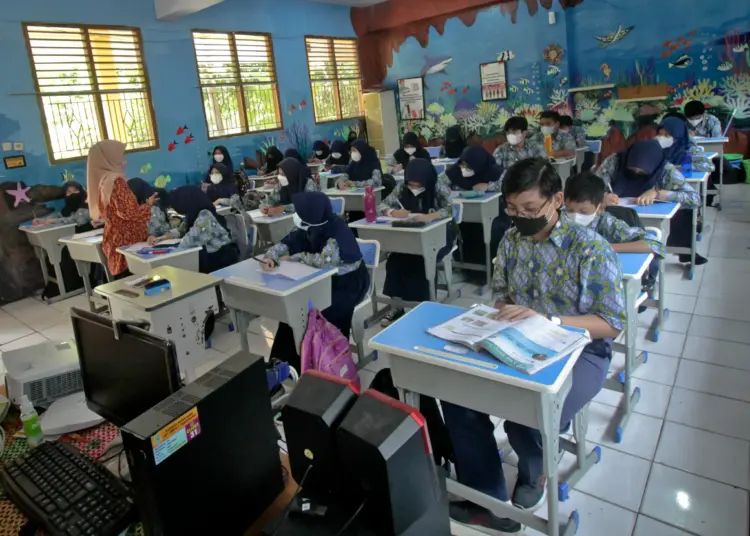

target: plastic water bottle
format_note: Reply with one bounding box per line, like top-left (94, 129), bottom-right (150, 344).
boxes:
top-left (20, 395), bottom-right (43, 448)
top-left (364, 186), bottom-right (377, 223)
top-left (681, 153), bottom-right (692, 174)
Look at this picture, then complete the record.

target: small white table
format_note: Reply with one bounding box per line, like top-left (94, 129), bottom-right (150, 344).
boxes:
top-left (247, 209), bottom-right (296, 244)
top-left (59, 229), bottom-right (111, 311)
top-left (694, 136), bottom-right (728, 210)
top-left (19, 221), bottom-right (80, 302)
top-left (317, 172), bottom-right (344, 190)
top-left (213, 259), bottom-right (336, 353)
top-left (685, 169), bottom-right (709, 241)
top-left (215, 205), bottom-right (232, 216)
top-left (117, 243), bottom-right (201, 276)
top-left (322, 187), bottom-right (384, 212)
top-left (551, 157), bottom-right (576, 184)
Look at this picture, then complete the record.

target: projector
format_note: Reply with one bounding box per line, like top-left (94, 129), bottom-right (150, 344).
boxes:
top-left (4, 339), bottom-right (83, 408)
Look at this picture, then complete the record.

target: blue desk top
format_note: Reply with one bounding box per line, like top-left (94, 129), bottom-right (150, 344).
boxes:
top-left (19, 221), bottom-right (75, 231)
top-left (631, 202), bottom-right (679, 218)
top-left (685, 170), bottom-right (709, 180)
top-left (694, 137), bottom-right (728, 143)
top-left (618, 252), bottom-right (652, 279)
top-left (349, 217), bottom-right (447, 230)
top-left (212, 258), bottom-right (335, 294)
top-left (370, 302), bottom-right (584, 390)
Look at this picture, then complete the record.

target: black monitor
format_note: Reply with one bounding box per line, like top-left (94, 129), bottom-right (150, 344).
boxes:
top-left (70, 308), bottom-right (181, 427)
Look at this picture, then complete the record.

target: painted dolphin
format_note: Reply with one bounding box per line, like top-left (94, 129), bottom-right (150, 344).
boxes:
top-left (422, 56), bottom-right (452, 76)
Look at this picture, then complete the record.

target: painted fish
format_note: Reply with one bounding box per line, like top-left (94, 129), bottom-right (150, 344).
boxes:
top-left (440, 87), bottom-right (446, 92)
top-left (421, 56), bottom-right (452, 76)
top-left (184, 134), bottom-right (194, 144)
top-left (559, 77), bottom-right (568, 86)
top-left (523, 87), bottom-right (534, 95)
top-left (448, 88), bottom-right (457, 95)
top-left (663, 40), bottom-right (672, 47)
top-left (733, 43), bottom-right (750, 53)
top-left (497, 50), bottom-right (516, 62)
top-left (168, 141), bottom-right (178, 152)
top-left (669, 54), bottom-right (693, 68)
top-left (176, 125), bottom-right (188, 135)
top-left (519, 79), bottom-right (530, 85)
top-left (594, 25), bottom-right (635, 48)
top-left (661, 51), bottom-right (671, 58)
top-left (600, 63), bottom-right (611, 80)
top-left (299, 99), bottom-right (307, 110)
top-left (288, 104), bottom-right (296, 115)
top-left (689, 30), bottom-right (696, 36)
top-left (140, 163), bottom-right (152, 174)
top-left (685, 46), bottom-right (692, 51)
top-left (442, 82), bottom-right (452, 87)
top-left (462, 86), bottom-right (469, 94)
top-left (717, 61), bottom-right (733, 71)
top-left (547, 66), bottom-right (561, 76)
top-left (510, 85), bottom-right (519, 93)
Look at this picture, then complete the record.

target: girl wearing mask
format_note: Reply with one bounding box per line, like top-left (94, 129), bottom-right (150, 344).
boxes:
top-left (205, 146), bottom-right (233, 182)
top-left (127, 178), bottom-right (173, 241)
top-left (87, 140), bottom-right (157, 278)
top-left (444, 125), bottom-right (466, 159)
top-left (336, 140), bottom-right (382, 189)
top-left (261, 146), bottom-right (284, 176)
top-left (325, 140), bottom-right (350, 171)
top-left (597, 139), bottom-right (704, 265)
top-left (33, 181), bottom-right (91, 228)
top-left (656, 115), bottom-right (714, 172)
top-left (392, 132), bottom-right (431, 170)
top-left (165, 186), bottom-right (239, 273)
top-left (310, 140), bottom-right (330, 162)
top-left (204, 162), bottom-right (239, 205)
top-left (261, 191), bottom-right (369, 372)
top-left (261, 158), bottom-right (317, 216)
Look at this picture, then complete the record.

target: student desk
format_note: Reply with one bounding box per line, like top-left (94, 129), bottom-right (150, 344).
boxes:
top-left (694, 136), bottom-right (728, 210)
top-left (322, 187), bottom-right (384, 213)
top-left (574, 146), bottom-right (588, 173)
top-left (19, 221), bottom-right (80, 302)
top-left (212, 259), bottom-right (336, 353)
top-left (607, 252), bottom-right (653, 443)
top-left (94, 266), bottom-right (222, 382)
top-left (216, 205), bottom-right (232, 216)
top-left (247, 209), bottom-right (296, 244)
top-left (551, 157), bottom-right (576, 184)
top-left (631, 202), bottom-right (679, 340)
top-left (450, 191), bottom-right (502, 294)
top-left (349, 217), bottom-right (450, 303)
top-left (685, 169), bottom-right (709, 241)
top-left (432, 157), bottom-right (458, 166)
top-left (59, 229), bottom-right (111, 312)
top-left (369, 302), bottom-right (594, 536)
top-left (117, 243), bottom-right (201, 276)
top-left (317, 171), bottom-right (344, 190)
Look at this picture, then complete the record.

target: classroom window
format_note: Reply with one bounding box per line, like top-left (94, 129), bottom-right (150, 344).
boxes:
top-left (192, 31), bottom-right (282, 139)
top-left (304, 37), bottom-right (363, 123)
top-left (23, 24), bottom-right (158, 163)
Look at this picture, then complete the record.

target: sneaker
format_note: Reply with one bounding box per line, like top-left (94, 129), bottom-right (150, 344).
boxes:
top-left (678, 253), bottom-right (708, 266)
top-left (380, 308), bottom-right (405, 327)
top-left (512, 480), bottom-right (547, 512)
top-left (449, 501), bottom-right (523, 535)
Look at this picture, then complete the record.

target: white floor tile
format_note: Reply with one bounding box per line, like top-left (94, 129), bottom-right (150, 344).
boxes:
top-left (636, 309), bottom-right (691, 334)
top-left (41, 320), bottom-right (75, 343)
top-left (584, 402), bottom-right (663, 460)
top-left (641, 464), bottom-right (749, 536)
top-left (686, 315), bottom-right (750, 345)
top-left (2, 297), bottom-right (66, 331)
top-left (681, 335), bottom-right (750, 371)
top-left (594, 378), bottom-right (672, 419)
top-left (632, 353), bottom-right (679, 386)
top-left (635, 328), bottom-right (685, 357)
top-left (633, 515), bottom-right (705, 536)
top-left (698, 271), bottom-right (750, 300)
top-left (0, 333), bottom-right (50, 354)
top-left (572, 446), bottom-right (650, 512)
top-left (693, 296), bottom-right (750, 322)
top-left (666, 387), bottom-right (750, 441)
top-left (248, 333), bottom-right (273, 359)
top-left (675, 359), bottom-right (750, 402)
top-left (209, 323), bottom-right (242, 354)
top-left (662, 293), bottom-right (696, 314)
top-left (655, 421), bottom-right (750, 489)
top-left (48, 294), bottom-right (92, 314)
top-left (0, 310), bottom-right (34, 345)
top-left (525, 490), bottom-right (636, 536)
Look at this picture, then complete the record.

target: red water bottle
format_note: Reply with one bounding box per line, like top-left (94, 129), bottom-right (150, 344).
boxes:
top-left (364, 186), bottom-right (377, 223)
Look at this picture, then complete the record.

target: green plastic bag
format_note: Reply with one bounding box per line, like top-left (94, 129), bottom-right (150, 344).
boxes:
top-left (743, 160), bottom-right (750, 184)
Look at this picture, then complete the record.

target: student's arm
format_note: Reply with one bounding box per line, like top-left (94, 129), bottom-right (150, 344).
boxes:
top-left (491, 237), bottom-right (511, 306)
top-left (351, 169), bottom-right (383, 188)
top-left (596, 155), bottom-right (618, 192)
top-left (299, 238), bottom-right (342, 268)
top-left (549, 132), bottom-right (576, 158)
top-left (260, 185), bottom-right (282, 208)
top-left (110, 177), bottom-right (151, 222)
top-left (265, 242), bottom-right (291, 264)
top-left (600, 214), bottom-right (666, 257)
top-left (177, 211), bottom-right (231, 251)
top-left (434, 181), bottom-right (454, 219)
top-left (305, 178), bottom-right (318, 193)
top-left (378, 184), bottom-right (405, 215)
top-left (688, 145), bottom-right (715, 172)
top-left (658, 165), bottom-right (700, 208)
top-left (534, 144), bottom-right (551, 160)
top-left (54, 208), bottom-right (91, 227)
top-left (708, 115), bottom-right (723, 138)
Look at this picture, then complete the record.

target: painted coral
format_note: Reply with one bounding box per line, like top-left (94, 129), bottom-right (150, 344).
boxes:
top-left (543, 44), bottom-right (564, 65)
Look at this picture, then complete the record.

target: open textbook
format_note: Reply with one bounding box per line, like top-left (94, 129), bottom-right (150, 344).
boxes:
top-left (427, 305), bottom-right (590, 374)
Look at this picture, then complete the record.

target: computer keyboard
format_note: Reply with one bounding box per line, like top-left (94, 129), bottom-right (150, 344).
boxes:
top-left (0, 440), bottom-right (134, 536)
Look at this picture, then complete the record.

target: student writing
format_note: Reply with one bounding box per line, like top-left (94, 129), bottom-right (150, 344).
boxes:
top-left (127, 178), bottom-right (174, 242)
top-left (261, 158), bottom-right (317, 216)
top-left (684, 100), bottom-right (723, 138)
top-left (260, 146), bottom-right (284, 176)
top-left (326, 139), bottom-right (350, 171)
top-left (493, 116), bottom-right (548, 171)
top-left (310, 140), bottom-right (330, 162)
top-left (533, 110), bottom-right (576, 158)
top-left (336, 140), bottom-right (383, 189)
top-left (33, 181), bottom-right (91, 229)
top-left (559, 115), bottom-right (586, 147)
top-left (443, 125), bottom-right (466, 159)
top-left (392, 132), bottom-right (431, 171)
top-left (657, 115), bottom-right (714, 173)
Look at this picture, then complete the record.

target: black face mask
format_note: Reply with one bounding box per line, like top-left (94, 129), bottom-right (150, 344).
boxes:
top-left (511, 200), bottom-right (553, 237)
top-left (62, 193), bottom-right (85, 215)
top-left (625, 168), bottom-right (649, 180)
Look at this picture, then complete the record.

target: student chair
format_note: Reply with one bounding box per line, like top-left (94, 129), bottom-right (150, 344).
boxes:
top-left (329, 197), bottom-right (346, 216)
top-left (351, 239), bottom-right (381, 369)
top-left (585, 140), bottom-right (603, 169)
top-left (224, 212), bottom-right (257, 260)
top-left (437, 202), bottom-right (463, 301)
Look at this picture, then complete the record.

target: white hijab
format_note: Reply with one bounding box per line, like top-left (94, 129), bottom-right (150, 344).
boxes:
top-left (86, 140), bottom-right (126, 220)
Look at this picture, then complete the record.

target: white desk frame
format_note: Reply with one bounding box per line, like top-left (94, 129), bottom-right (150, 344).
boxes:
top-left (20, 222), bottom-right (81, 302)
top-left (118, 245), bottom-right (201, 276)
top-left (694, 137), bottom-right (728, 210)
top-left (322, 187), bottom-right (384, 213)
top-left (686, 171), bottom-right (709, 243)
top-left (247, 210), bottom-right (296, 245)
top-left (59, 231), bottom-right (112, 311)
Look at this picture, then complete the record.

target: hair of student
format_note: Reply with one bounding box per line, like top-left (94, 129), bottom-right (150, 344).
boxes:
top-left (564, 171), bottom-right (606, 205)
top-left (684, 101), bottom-right (706, 117)
top-left (660, 110), bottom-right (688, 124)
top-left (558, 115), bottom-right (574, 127)
top-left (504, 116), bottom-right (529, 132)
top-left (502, 157), bottom-right (562, 198)
top-left (539, 110), bottom-right (561, 122)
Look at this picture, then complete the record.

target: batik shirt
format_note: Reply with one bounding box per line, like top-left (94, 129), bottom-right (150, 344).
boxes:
top-left (49, 208), bottom-right (90, 227)
top-left (492, 212), bottom-right (626, 335)
top-left (261, 178), bottom-right (317, 212)
top-left (147, 205), bottom-right (173, 238)
top-left (597, 156), bottom-right (700, 208)
top-left (265, 238), bottom-right (362, 275)
top-left (587, 211), bottom-right (665, 257)
top-left (531, 131), bottom-right (577, 153)
top-left (336, 169), bottom-right (383, 188)
top-left (689, 114), bottom-right (722, 138)
top-left (493, 140), bottom-right (549, 175)
top-left (571, 126), bottom-right (587, 146)
top-left (436, 171), bottom-right (503, 193)
top-left (176, 210), bottom-right (233, 254)
top-left (378, 182), bottom-right (453, 218)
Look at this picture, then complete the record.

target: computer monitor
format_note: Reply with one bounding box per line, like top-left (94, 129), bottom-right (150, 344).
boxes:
top-left (70, 308), bottom-right (181, 427)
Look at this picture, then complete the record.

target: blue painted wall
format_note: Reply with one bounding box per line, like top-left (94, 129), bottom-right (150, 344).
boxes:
top-left (0, 0), bottom-right (358, 190)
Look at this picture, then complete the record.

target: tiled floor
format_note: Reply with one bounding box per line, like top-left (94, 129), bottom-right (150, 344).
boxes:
top-left (1, 184), bottom-right (749, 535)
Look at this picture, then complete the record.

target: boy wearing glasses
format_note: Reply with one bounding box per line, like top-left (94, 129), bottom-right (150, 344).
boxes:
top-left (445, 158), bottom-right (626, 534)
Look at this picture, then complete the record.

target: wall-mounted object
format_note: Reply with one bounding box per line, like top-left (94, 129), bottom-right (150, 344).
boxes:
top-left (617, 83), bottom-right (669, 102)
top-left (568, 84), bottom-right (616, 93)
top-left (397, 77), bottom-right (425, 120)
top-left (364, 90), bottom-right (400, 157)
top-left (480, 61), bottom-right (508, 101)
top-left (2, 143), bottom-right (11, 152)
top-left (549, 11), bottom-right (556, 25)
top-left (13, 142), bottom-right (23, 151)
top-left (4, 155), bottom-right (27, 169)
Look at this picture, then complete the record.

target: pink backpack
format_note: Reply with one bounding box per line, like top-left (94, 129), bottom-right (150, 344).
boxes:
top-left (300, 308), bottom-right (360, 386)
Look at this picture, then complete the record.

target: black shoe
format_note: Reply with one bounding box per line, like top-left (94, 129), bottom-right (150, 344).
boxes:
top-left (678, 254), bottom-right (708, 266)
top-left (512, 481), bottom-right (547, 512)
top-left (449, 501), bottom-right (523, 534)
top-left (380, 308), bottom-right (405, 327)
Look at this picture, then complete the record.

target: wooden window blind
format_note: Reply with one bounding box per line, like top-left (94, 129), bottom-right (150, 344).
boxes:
top-left (305, 36), bottom-right (363, 123)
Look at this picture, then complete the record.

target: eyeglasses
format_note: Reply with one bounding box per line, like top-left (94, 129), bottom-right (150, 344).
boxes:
top-left (505, 198), bottom-right (550, 218)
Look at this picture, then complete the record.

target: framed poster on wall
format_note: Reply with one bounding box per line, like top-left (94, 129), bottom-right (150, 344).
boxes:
top-left (397, 77), bottom-right (425, 120)
top-left (480, 61), bottom-right (508, 101)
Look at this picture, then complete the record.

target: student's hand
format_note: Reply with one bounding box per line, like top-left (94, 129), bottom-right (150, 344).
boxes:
top-left (213, 199), bottom-right (223, 206)
top-left (656, 189), bottom-right (670, 201)
top-left (279, 256), bottom-right (292, 261)
top-left (201, 183), bottom-right (210, 192)
top-left (147, 235), bottom-right (159, 245)
top-left (412, 213), bottom-right (434, 222)
top-left (603, 193), bottom-right (620, 206)
top-left (264, 180), bottom-right (277, 188)
top-left (393, 164), bottom-right (403, 172)
top-left (260, 258), bottom-right (276, 271)
top-left (637, 189), bottom-right (658, 206)
top-left (338, 181), bottom-right (353, 190)
top-left (267, 206), bottom-right (285, 216)
top-left (147, 193), bottom-right (159, 207)
top-left (472, 183), bottom-right (489, 192)
top-left (92, 218), bottom-right (105, 228)
top-left (32, 218), bottom-right (50, 226)
top-left (390, 209), bottom-right (409, 218)
top-left (492, 304), bottom-right (538, 322)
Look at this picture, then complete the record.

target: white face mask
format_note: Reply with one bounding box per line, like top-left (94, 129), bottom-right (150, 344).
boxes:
top-left (293, 213), bottom-right (327, 231)
top-left (214, 154), bottom-right (224, 163)
top-left (315, 151), bottom-right (323, 156)
top-left (507, 133), bottom-right (523, 146)
top-left (278, 174), bottom-right (289, 187)
top-left (332, 152), bottom-right (342, 159)
top-left (656, 136), bottom-right (674, 149)
top-left (571, 210), bottom-right (599, 227)
top-left (351, 151), bottom-right (361, 162)
top-left (688, 117), bottom-right (703, 127)
top-left (409, 187), bottom-right (425, 196)
top-left (405, 147), bottom-right (416, 155)
top-left (461, 168), bottom-right (475, 178)
top-left (541, 126), bottom-right (556, 135)
top-left (210, 173), bottom-right (222, 185)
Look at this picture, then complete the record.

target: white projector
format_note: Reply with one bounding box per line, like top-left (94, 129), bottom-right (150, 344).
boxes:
top-left (4, 339), bottom-right (83, 408)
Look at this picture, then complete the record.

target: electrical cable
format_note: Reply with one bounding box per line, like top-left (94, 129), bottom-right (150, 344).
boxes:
top-left (270, 464), bottom-right (313, 536)
top-left (334, 499), bottom-right (368, 536)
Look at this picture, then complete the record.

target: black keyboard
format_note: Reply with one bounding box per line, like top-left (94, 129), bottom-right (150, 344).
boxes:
top-left (0, 440), bottom-right (134, 536)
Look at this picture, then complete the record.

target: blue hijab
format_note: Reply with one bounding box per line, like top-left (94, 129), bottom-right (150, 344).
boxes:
top-left (327, 140), bottom-right (350, 167)
top-left (290, 191), bottom-right (361, 263)
top-left (170, 185), bottom-right (226, 230)
top-left (205, 145), bottom-right (233, 182)
top-left (401, 159), bottom-right (438, 214)
top-left (446, 146), bottom-right (503, 190)
top-left (346, 140), bottom-right (380, 183)
top-left (312, 140), bottom-right (330, 160)
top-left (612, 140), bottom-right (667, 198)
top-left (659, 116), bottom-right (690, 165)
top-left (205, 162), bottom-right (238, 201)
